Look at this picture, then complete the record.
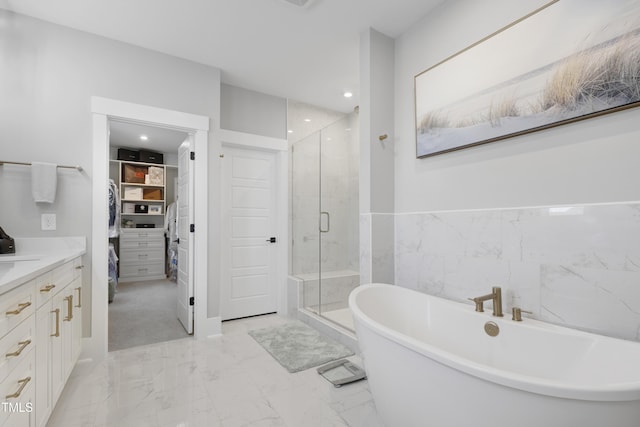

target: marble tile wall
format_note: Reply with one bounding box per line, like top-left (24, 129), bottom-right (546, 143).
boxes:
top-left (300, 272), bottom-right (361, 311)
top-left (394, 202), bottom-right (640, 341)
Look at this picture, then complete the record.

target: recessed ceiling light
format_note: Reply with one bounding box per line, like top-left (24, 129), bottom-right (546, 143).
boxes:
top-left (287, 130), bottom-right (293, 133)
top-left (140, 135), bottom-right (148, 141)
top-left (343, 91), bottom-right (353, 98)
top-left (304, 118), bottom-right (311, 122)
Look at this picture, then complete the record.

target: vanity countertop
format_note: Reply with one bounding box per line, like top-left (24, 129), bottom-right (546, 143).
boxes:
top-left (0, 237), bottom-right (86, 294)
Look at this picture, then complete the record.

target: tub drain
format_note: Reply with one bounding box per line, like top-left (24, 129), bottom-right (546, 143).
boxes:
top-left (484, 321), bottom-right (500, 337)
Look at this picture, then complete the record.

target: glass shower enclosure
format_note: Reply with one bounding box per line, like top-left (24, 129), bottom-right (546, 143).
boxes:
top-left (291, 113), bottom-right (359, 331)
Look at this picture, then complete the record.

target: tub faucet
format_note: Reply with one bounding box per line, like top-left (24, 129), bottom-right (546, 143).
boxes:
top-left (469, 286), bottom-right (503, 317)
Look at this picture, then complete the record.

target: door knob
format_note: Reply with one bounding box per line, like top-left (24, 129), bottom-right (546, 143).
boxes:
top-left (266, 237), bottom-right (277, 243)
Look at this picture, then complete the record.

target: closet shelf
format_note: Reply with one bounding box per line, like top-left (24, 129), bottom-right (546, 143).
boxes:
top-left (121, 183), bottom-right (164, 188)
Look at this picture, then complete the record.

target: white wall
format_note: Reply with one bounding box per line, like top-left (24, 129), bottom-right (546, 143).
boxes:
top-left (394, 0), bottom-right (640, 213)
top-left (0, 10), bottom-right (221, 335)
top-left (221, 83), bottom-right (287, 139)
top-left (359, 28), bottom-right (395, 284)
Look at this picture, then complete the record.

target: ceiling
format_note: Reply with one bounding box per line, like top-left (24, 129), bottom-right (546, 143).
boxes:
top-left (0, 0), bottom-right (445, 113)
top-left (109, 121), bottom-right (189, 153)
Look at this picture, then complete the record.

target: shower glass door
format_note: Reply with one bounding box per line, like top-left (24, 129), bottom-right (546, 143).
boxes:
top-left (292, 112), bottom-right (359, 331)
top-left (318, 116), bottom-right (359, 330)
top-left (292, 131), bottom-right (321, 315)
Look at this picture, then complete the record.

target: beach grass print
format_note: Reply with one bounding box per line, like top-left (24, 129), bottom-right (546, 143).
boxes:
top-left (415, 0), bottom-right (640, 158)
top-left (540, 35), bottom-right (640, 112)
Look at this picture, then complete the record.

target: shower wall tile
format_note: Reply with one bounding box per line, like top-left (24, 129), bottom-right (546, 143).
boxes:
top-left (395, 202), bottom-right (640, 341)
top-left (299, 272), bottom-right (360, 310)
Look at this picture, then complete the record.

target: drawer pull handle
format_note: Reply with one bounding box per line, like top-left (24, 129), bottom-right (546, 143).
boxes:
top-left (6, 340), bottom-right (32, 358)
top-left (40, 284), bottom-right (56, 293)
top-left (6, 302), bottom-right (31, 316)
top-left (75, 287), bottom-right (82, 308)
top-left (75, 265), bottom-right (85, 270)
top-left (6, 377), bottom-right (31, 399)
top-left (51, 309), bottom-right (60, 337)
top-left (64, 296), bottom-right (73, 321)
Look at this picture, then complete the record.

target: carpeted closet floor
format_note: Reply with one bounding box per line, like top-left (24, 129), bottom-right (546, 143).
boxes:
top-left (108, 279), bottom-right (190, 351)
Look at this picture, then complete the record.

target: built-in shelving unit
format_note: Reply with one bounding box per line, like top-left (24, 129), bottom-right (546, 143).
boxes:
top-left (109, 158), bottom-right (172, 282)
top-left (118, 160), bottom-right (166, 219)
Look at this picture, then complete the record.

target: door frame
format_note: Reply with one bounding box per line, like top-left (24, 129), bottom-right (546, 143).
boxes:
top-left (87, 96), bottom-right (210, 362)
top-left (218, 129), bottom-right (289, 318)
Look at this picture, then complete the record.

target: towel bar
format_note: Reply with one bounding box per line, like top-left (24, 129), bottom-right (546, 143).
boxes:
top-left (0, 160), bottom-right (82, 171)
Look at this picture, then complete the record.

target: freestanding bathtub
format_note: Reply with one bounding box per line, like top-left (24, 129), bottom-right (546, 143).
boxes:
top-left (349, 283), bottom-right (640, 427)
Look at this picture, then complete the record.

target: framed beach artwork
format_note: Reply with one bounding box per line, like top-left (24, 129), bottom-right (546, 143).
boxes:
top-left (415, 0), bottom-right (640, 158)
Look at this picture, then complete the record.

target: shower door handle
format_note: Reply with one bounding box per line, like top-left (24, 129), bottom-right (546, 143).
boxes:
top-left (319, 211), bottom-right (330, 233)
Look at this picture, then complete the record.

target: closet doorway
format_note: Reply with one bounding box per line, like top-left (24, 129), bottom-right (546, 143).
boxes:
top-left (91, 97), bottom-right (210, 362)
top-left (107, 121), bottom-right (194, 351)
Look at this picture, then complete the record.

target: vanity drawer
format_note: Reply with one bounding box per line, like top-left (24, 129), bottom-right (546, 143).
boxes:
top-left (119, 262), bottom-right (164, 279)
top-left (0, 315), bottom-right (35, 384)
top-left (0, 283), bottom-right (35, 339)
top-left (73, 256), bottom-right (84, 280)
top-left (0, 346), bottom-right (35, 427)
top-left (34, 272), bottom-right (55, 309)
top-left (51, 260), bottom-right (75, 290)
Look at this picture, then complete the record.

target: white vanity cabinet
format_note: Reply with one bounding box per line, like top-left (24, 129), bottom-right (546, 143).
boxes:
top-left (33, 257), bottom-right (83, 427)
top-left (0, 256), bottom-right (84, 427)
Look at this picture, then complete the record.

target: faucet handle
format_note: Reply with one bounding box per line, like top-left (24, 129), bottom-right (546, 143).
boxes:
top-left (468, 298), bottom-right (484, 312)
top-left (512, 307), bottom-right (532, 321)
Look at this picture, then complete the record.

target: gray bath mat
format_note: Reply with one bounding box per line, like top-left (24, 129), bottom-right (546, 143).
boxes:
top-left (248, 321), bottom-right (354, 373)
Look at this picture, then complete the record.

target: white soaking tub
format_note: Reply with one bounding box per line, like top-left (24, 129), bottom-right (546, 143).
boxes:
top-left (349, 283), bottom-right (640, 427)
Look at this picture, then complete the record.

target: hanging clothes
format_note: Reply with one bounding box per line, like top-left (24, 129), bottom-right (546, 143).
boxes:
top-left (164, 201), bottom-right (178, 246)
top-left (165, 201), bottom-right (178, 281)
top-left (108, 179), bottom-right (121, 238)
top-left (108, 243), bottom-right (118, 303)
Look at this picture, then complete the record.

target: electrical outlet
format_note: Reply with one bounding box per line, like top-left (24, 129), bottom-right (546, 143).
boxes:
top-left (41, 213), bottom-right (56, 231)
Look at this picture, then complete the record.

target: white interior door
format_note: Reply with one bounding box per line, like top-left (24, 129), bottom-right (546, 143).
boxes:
top-left (221, 146), bottom-right (278, 320)
top-left (177, 139), bottom-right (194, 333)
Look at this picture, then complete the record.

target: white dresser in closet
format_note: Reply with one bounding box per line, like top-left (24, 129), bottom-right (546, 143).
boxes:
top-left (118, 229), bottom-right (165, 282)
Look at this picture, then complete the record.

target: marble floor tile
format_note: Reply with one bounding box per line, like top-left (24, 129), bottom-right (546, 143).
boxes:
top-left (48, 314), bottom-right (382, 427)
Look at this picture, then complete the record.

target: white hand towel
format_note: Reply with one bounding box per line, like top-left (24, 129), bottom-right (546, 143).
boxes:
top-left (31, 162), bottom-right (58, 203)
